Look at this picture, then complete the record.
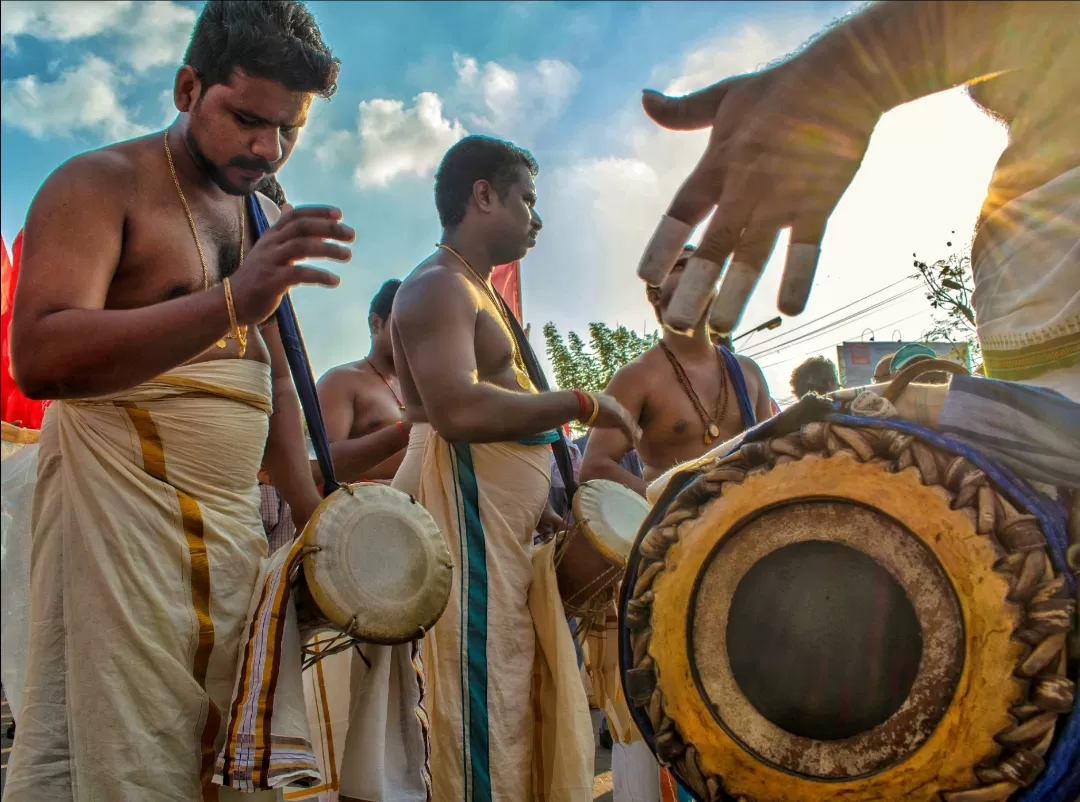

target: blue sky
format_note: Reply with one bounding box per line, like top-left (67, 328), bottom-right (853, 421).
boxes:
top-left (1, 0), bottom-right (1008, 402)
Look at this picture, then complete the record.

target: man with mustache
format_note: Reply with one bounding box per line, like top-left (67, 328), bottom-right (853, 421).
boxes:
top-left (5, 2), bottom-right (352, 799)
top-left (578, 245), bottom-right (772, 802)
top-left (581, 245), bottom-right (774, 494)
top-left (391, 135), bottom-right (640, 800)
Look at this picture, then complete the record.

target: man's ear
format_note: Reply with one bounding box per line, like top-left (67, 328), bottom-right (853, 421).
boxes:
top-left (174, 65), bottom-right (203, 114)
top-left (472, 179), bottom-right (497, 214)
top-left (369, 313), bottom-right (383, 335)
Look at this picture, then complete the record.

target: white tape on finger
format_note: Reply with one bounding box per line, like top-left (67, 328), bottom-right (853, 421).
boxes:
top-left (637, 216), bottom-right (694, 285)
top-left (708, 261), bottom-right (760, 335)
top-left (663, 255), bottom-right (723, 334)
top-left (778, 243), bottom-right (820, 316)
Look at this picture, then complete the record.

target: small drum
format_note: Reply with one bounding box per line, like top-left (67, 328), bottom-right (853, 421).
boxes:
top-left (1, 420), bottom-right (39, 459)
top-left (293, 483), bottom-right (452, 660)
top-left (557, 479), bottom-right (650, 617)
top-left (620, 414), bottom-right (1077, 802)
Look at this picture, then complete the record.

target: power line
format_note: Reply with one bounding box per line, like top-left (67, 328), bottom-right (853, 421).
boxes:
top-left (739, 274), bottom-right (920, 353)
top-left (744, 286), bottom-right (923, 360)
top-left (757, 308), bottom-right (929, 372)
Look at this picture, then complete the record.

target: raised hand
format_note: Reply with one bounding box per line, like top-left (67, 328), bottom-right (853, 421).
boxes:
top-left (638, 61), bottom-right (883, 335)
top-left (591, 392), bottom-right (643, 446)
top-left (231, 204), bottom-right (355, 325)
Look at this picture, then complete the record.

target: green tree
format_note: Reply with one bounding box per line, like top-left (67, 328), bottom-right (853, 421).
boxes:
top-left (544, 321), bottom-right (658, 435)
top-left (914, 238), bottom-right (981, 368)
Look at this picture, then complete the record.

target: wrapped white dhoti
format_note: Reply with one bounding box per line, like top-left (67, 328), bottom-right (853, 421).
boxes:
top-left (3, 360), bottom-right (278, 801)
top-left (973, 165), bottom-right (1079, 399)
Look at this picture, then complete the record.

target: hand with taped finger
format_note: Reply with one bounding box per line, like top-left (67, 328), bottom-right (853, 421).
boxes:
top-left (230, 203), bottom-right (355, 325)
top-left (641, 60), bottom-right (880, 336)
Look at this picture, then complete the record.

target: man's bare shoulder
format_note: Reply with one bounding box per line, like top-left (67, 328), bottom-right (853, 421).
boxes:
top-left (734, 352), bottom-right (767, 381)
top-left (395, 255), bottom-right (474, 323)
top-left (318, 360), bottom-right (367, 390)
top-left (606, 347), bottom-right (660, 391)
top-left (35, 139), bottom-right (145, 202)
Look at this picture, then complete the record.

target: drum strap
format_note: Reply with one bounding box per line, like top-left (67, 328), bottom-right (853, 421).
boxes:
top-left (499, 295), bottom-right (578, 499)
top-left (247, 195), bottom-right (340, 497)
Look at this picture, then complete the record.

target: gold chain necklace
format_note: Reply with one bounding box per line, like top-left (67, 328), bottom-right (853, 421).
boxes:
top-left (365, 358), bottom-right (405, 410)
top-left (437, 243), bottom-right (532, 391)
top-left (659, 341), bottom-right (729, 444)
top-left (164, 130), bottom-right (247, 352)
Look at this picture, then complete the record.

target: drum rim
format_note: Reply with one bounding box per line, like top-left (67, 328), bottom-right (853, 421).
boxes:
top-left (301, 483), bottom-right (452, 644)
top-left (619, 419), bottom-right (1075, 802)
top-left (572, 478), bottom-right (650, 565)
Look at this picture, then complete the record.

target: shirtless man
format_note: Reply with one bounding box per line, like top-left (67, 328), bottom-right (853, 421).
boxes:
top-left (391, 134), bottom-right (638, 800)
top-left (5, 3), bottom-right (353, 799)
top-left (317, 279), bottom-right (409, 483)
top-left (581, 246), bottom-right (775, 495)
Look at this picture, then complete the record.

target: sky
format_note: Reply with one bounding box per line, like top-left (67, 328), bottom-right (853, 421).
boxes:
top-left (0, 0), bottom-right (1009, 404)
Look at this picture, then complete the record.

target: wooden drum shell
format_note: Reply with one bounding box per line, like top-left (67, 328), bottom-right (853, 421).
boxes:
top-left (619, 420), bottom-right (1077, 802)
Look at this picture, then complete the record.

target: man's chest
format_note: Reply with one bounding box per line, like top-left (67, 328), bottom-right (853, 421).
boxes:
top-left (351, 389), bottom-right (404, 437)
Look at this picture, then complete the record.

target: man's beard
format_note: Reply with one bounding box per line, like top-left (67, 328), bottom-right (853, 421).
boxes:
top-left (184, 127), bottom-right (277, 196)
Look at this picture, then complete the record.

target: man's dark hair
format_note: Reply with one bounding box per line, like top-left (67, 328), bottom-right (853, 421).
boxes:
top-left (434, 135), bottom-right (538, 228)
top-left (370, 279), bottom-right (402, 322)
top-left (256, 175), bottom-right (287, 206)
top-left (184, 1), bottom-right (339, 98)
top-left (790, 356), bottom-right (841, 398)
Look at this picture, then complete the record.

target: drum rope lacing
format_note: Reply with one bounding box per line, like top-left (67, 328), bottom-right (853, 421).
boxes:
top-left (554, 515), bottom-right (625, 642)
top-left (620, 411), bottom-right (1078, 802)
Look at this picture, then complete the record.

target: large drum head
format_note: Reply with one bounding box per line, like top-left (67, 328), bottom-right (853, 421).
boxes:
top-left (573, 479), bottom-right (650, 564)
top-left (302, 483), bottom-right (452, 644)
top-left (621, 421), bottom-right (1076, 802)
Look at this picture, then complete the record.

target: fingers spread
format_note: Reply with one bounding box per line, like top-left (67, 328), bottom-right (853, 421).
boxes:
top-left (290, 265), bottom-right (341, 288)
top-left (664, 255), bottom-right (724, 335)
top-left (712, 223), bottom-right (780, 334)
top-left (642, 81), bottom-right (729, 131)
top-left (637, 215), bottom-right (694, 285)
top-left (279, 216), bottom-right (356, 243)
top-left (778, 214), bottom-right (828, 316)
top-left (666, 141), bottom-right (727, 227)
top-left (279, 237), bottom-right (353, 264)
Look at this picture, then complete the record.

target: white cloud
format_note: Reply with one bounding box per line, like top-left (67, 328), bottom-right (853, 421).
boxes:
top-left (529, 11), bottom-right (1006, 397)
top-left (323, 52), bottom-right (579, 188)
top-left (0, 1), bottom-right (131, 47)
top-left (452, 52), bottom-right (579, 140)
top-left (317, 92), bottom-right (468, 188)
top-left (122, 1), bottom-right (198, 72)
top-left (0, 0), bottom-right (195, 72)
top-left (1, 56), bottom-right (150, 141)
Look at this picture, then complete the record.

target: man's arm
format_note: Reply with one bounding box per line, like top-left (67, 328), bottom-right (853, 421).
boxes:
top-left (11, 152), bottom-right (235, 399)
top-left (736, 355), bottom-right (776, 423)
top-left (580, 365), bottom-right (649, 497)
top-left (395, 269), bottom-right (585, 443)
top-left (262, 320), bottom-right (323, 530)
top-left (316, 370), bottom-right (408, 483)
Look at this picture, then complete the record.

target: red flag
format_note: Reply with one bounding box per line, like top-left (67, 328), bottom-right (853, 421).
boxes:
top-left (491, 260), bottom-right (522, 324)
top-left (2, 230), bottom-right (49, 430)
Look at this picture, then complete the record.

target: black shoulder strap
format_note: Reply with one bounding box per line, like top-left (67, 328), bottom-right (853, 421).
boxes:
top-left (499, 296), bottom-right (579, 500)
top-left (248, 195), bottom-right (339, 497)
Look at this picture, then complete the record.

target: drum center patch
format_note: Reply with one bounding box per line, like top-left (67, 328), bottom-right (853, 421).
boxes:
top-left (725, 539), bottom-right (922, 741)
top-left (687, 498), bottom-right (963, 780)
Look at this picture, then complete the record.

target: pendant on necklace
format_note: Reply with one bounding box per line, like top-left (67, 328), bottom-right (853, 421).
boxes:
top-left (704, 423), bottom-right (721, 445)
top-left (516, 370), bottom-right (532, 390)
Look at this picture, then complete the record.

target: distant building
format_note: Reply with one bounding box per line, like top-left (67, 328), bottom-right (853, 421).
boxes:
top-left (836, 341), bottom-right (970, 387)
